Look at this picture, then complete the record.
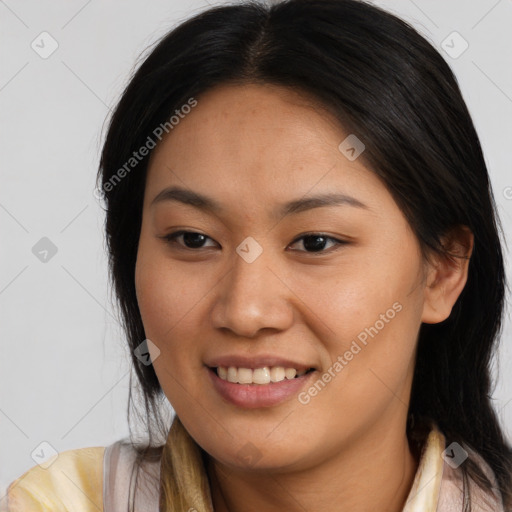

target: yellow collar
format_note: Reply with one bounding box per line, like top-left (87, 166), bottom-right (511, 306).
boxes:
top-left (402, 424), bottom-right (445, 511)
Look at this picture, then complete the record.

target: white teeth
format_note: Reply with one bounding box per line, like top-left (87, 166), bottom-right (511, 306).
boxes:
top-left (253, 367), bottom-right (271, 384)
top-left (285, 368), bottom-right (297, 379)
top-left (270, 366), bottom-right (285, 382)
top-left (237, 367), bottom-right (253, 384)
top-left (216, 366), bottom-right (311, 385)
top-left (227, 366), bottom-right (238, 383)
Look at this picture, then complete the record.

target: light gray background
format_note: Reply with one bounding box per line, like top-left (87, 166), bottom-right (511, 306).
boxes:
top-left (1, 0), bottom-right (511, 498)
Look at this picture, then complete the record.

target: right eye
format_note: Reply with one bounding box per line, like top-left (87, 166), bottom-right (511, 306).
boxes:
top-left (160, 230), bottom-right (219, 250)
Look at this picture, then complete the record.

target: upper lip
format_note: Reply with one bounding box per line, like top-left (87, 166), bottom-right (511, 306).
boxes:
top-left (205, 354), bottom-right (316, 372)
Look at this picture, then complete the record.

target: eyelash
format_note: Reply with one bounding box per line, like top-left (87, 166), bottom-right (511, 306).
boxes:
top-left (160, 230), bottom-right (349, 254)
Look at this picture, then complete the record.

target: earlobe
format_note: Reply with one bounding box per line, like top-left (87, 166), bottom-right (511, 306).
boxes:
top-left (421, 225), bottom-right (474, 324)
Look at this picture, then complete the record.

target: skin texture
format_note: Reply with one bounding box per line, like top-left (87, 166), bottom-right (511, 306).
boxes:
top-left (134, 83), bottom-right (473, 512)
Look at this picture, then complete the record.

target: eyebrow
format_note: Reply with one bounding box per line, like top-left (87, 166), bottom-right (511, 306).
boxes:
top-left (150, 185), bottom-right (369, 218)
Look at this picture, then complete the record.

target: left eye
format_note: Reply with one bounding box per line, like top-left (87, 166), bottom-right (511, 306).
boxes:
top-left (160, 231), bottom-right (347, 253)
top-left (288, 233), bottom-right (347, 253)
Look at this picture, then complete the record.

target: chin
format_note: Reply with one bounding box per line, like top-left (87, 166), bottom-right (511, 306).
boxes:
top-left (204, 437), bottom-right (311, 474)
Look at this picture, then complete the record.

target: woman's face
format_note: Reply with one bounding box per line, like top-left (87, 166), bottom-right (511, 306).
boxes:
top-left (135, 83), bottom-right (432, 471)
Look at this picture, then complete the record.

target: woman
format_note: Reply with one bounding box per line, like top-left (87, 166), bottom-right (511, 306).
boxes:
top-left (5, 0), bottom-right (511, 511)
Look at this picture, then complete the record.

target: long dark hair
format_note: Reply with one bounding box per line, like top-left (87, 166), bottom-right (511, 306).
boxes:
top-left (97, 0), bottom-right (512, 510)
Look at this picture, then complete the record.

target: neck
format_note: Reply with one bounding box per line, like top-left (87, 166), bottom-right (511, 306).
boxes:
top-left (206, 418), bottom-right (420, 512)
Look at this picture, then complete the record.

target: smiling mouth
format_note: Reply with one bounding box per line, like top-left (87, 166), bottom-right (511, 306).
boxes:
top-left (211, 366), bottom-right (316, 385)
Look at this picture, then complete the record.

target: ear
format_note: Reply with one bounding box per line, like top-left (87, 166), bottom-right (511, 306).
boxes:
top-left (421, 225), bottom-right (474, 324)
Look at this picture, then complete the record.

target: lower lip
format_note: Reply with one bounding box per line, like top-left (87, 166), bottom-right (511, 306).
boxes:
top-left (207, 367), bottom-right (316, 408)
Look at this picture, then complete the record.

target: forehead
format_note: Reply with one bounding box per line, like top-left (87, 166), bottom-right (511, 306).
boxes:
top-left (144, 83), bottom-right (388, 214)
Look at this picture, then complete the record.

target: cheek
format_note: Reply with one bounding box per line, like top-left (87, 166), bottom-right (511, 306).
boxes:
top-left (293, 252), bottom-right (423, 405)
top-left (134, 246), bottom-right (214, 396)
top-left (135, 248), bottom-right (203, 337)
top-left (293, 254), bottom-right (421, 346)
top-left (135, 261), bottom-right (200, 409)
top-left (293, 288), bottom-right (419, 443)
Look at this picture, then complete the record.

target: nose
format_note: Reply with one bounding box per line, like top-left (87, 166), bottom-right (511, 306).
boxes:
top-left (210, 244), bottom-right (294, 338)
